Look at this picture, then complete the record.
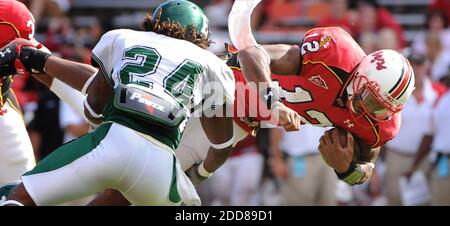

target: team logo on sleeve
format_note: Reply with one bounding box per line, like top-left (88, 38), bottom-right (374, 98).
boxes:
top-left (320, 35), bottom-right (332, 48)
top-left (309, 75), bottom-right (328, 89)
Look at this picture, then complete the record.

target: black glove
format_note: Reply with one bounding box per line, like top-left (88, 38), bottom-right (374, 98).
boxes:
top-left (185, 164), bottom-right (208, 187)
top-left (0, 38), bottom-right (50, 77)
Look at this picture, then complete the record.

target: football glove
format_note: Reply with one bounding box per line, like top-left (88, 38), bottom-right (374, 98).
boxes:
top-left (0, 38), bottom-right (51, 77)
top-left (335, 161), bottom-right (375, 186)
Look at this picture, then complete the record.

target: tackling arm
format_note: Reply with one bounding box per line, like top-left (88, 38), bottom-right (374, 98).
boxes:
top-left (237, 45), bottom-right (302, 131)
top-left (43, 56), bottom-right (97, 91)
top-left (184, 106), bottom-right (234, 186)
top-left (263, 44), bottom-right (301, 75)
top-left (200, 115), bottom-right (234, 172)
top-left (82, 70), bottom-right (113, 125)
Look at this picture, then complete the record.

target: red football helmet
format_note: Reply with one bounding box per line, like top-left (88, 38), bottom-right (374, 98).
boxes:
top-left (0, 0), bottom-right (35, 47)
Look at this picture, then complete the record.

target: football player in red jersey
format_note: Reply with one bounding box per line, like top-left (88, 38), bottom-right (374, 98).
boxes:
top-left (0, 0), bottom-right (86, 188)
top-left (0, 0), bottom-right (38, 186)
top-left (236, 26), bottom-right (415, 186)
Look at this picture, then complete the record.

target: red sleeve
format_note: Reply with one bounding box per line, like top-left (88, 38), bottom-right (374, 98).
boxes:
top-left (302, 27), bottom-right (366, 73)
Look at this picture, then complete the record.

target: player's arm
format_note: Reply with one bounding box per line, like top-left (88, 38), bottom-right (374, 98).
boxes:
top-left (319, 129), bottom-right (376, 186)
top-left (185, 112), bottom-right (234, 186)
top-left (355, 137), bottom-right (381, 164)
top-left (262, 44), bottom-right (301, 75)
top-left (237, 45), bottom-right (301, 131)
top-left (349, 137), bottom-right (380, 185)
top-left (42, 56), bottom-right (97, 91)
top-left (32, 54), bottom-right (108, 124)
top-left (82, 69), bottom-right (113, 125)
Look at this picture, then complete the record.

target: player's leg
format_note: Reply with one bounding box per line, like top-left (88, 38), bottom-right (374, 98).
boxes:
top-left (231, 152), bottom-right (263, 205)
top-left (87, 119), bottom-right (206, 206)
top-left (0, 102), bottom-right (35, 185)
top-left (114, 131), bottom-right (179, 206)
top-left (6, 123), bottom-right (124, 205)
top-left (87, 189), bottom-right (130, 206)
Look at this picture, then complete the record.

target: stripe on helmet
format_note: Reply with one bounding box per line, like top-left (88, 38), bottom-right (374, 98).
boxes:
top-left (396, 69), bottom-right (413, 100)
top-left (389, 56), bottom-right (411, 99)
top-left (388, 59), bottom-right (405, 94)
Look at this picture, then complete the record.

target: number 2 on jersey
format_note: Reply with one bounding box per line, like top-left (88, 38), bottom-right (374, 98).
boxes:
top-left (272, 80), bottom-right (333, 127)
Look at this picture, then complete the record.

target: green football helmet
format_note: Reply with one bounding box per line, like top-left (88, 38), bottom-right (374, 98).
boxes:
top-left (152, 0), bottom-right (209, 37)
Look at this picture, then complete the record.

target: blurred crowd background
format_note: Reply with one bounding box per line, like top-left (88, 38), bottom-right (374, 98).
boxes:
top-left (13, 0), bottom-right (450, 206)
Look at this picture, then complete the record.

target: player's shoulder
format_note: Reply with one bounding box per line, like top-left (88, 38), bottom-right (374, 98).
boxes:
top-left (97, 29), bottom-right (129, 44)
top-left (198, 49), bottom-right (230, 70)
top-left (101, 29), bottom-right (144, 40)
top-left (302, 27), bottom-right (366, 73)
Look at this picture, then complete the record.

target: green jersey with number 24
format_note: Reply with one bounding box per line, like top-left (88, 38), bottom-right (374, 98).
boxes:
top-left (91, 29), bottom-right (235, 150)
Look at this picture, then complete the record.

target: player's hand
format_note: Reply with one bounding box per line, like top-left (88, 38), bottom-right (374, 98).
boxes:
top-left (272, 102), bottom-right (301, 132)
top-left (185, 164), bottom-right (208, 187)
top-left (356, 162), bottom-right (375, 184)
top-left (0, 38), bottom-right (37, 76)
top-left (318, 129), bottom-right (354, 173)
top-left (270, 157), bottom-right (288, 180)
top-left (0, 38), bottom-right (50, 77)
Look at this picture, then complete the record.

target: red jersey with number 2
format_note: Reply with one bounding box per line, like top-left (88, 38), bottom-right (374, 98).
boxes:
top-left (233, 27), bottom-right (400, 148)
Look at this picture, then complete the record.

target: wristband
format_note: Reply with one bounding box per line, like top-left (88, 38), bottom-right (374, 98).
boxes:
top-left (198, 162), bottom-right (213, 178)
top-left (210, 133), bottom-right (235, 150)
top-left (335, 162), bottom-right (366, 186)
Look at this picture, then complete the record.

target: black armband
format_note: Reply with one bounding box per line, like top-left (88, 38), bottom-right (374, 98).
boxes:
top-left (20, 47), bottom-right (51, 73)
